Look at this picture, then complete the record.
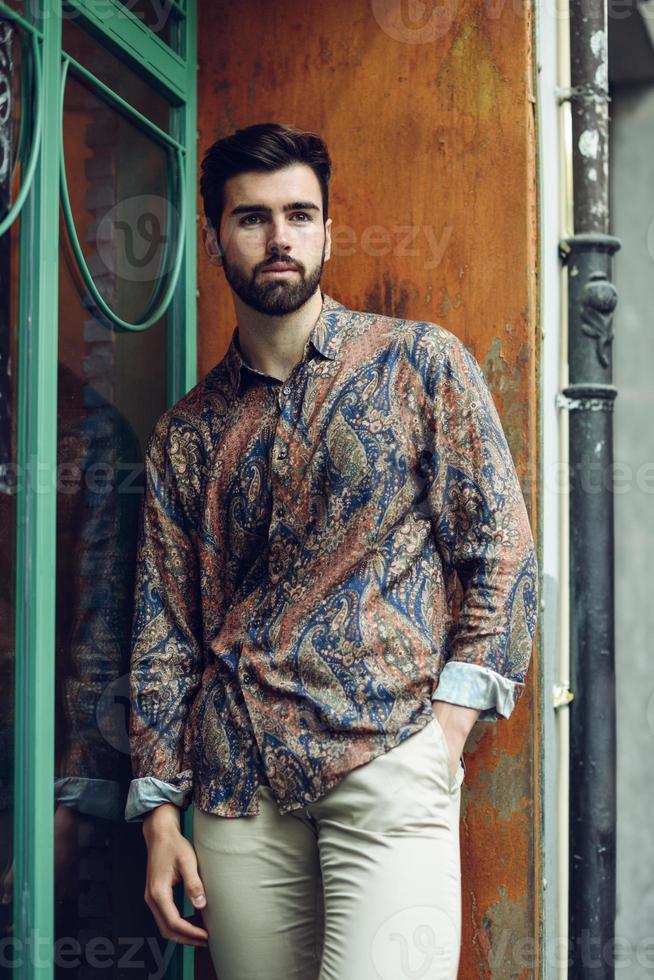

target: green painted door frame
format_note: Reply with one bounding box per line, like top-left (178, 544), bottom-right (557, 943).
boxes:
top-left (1, 1), bottom-right (197, 976)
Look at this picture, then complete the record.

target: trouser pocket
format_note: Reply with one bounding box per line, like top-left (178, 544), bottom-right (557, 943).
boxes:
top-left (430, 715), bottom-right (466, 793)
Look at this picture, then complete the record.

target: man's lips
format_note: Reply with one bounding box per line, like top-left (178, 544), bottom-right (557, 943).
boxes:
top-left (260, 263), bottom-right (300, 274)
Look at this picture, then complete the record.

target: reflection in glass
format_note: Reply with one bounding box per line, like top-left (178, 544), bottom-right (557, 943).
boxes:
top-left (62, 69), bottom-right (179, 329)
top-left (53, 36), bottom-right (171, 977)
top-left (62, 17), bottom-right (172, 132)
top-left (115, 0), bottom-right (183, 51)
top-left (0, 12), bottom-right (19, 959)
top-left (0, 13), bottom-right (22, 221)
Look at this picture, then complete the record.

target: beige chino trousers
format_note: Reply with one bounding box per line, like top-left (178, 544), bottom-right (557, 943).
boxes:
top-left (192, 715), bottom-right (465, 980)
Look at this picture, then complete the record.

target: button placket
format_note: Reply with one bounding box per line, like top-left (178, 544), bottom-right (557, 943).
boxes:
top-left (270, 372), bottom-right (299, 526)
top-left (278, 376), bottom-right (294, 411)
top-left (269, 358), bottom-right (314, 551)
top-left (268, 396), bottom-right (294, 583)
top-left (271, 424), bottom-right (290, 524)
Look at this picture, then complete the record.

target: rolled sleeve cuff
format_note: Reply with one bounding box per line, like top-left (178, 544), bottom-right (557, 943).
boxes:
top-left (431, 661), bottom-right (521, 721)
top-left (124, 776), bottom-right (191, 823)
top-left (54, 777), bottom-right (124, 822)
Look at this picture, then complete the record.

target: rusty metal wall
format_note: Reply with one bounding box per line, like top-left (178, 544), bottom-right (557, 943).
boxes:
top-left (195, 2), bottom-right (541, 976)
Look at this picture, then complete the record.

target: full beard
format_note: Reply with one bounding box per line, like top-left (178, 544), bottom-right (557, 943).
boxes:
top-left (222, 246), bottom-right (326, 316)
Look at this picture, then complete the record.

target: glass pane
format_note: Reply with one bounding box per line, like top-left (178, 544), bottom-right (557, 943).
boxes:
top-left (62, 17), bottom-right (173, 130)
top-left (115, 0), bottom-right (184, 52)
top-left (0, 14), bottom-right (25, 221)
top-left (51, 74), bottom-right (171, 979)
top-left (62, 70), bottom-right (180, 327)
top-left (0, 13), bottom-right (20, 957)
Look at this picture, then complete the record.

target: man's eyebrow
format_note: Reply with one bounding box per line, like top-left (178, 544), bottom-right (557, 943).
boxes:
top-left (229, 201), bottom-right (321, 217)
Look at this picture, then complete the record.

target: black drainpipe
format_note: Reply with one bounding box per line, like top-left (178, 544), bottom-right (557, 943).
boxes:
top-left (558, 0), bottom-right (621, 974)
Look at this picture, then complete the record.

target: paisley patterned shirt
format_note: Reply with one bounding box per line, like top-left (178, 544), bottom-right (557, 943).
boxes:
top-left (124, 292), bottom-right (538, 822)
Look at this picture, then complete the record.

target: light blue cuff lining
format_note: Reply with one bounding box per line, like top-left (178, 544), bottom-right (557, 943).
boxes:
top-left (431, 661), bottom-right (520, 721)
top-left (54, 777), bottom-right (123, 822)
top-left (124, 776), bottom-right (190, 823)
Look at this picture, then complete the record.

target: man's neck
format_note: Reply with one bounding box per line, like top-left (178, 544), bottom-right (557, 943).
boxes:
top-left (233, 288), bottom-right (324, 382)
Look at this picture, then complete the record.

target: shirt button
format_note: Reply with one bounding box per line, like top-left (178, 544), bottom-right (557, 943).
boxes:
top-left (277, 449), bottom-right (287, 460)
top-left (276, 507), bottom-right (284, 518)
top-left (282, 386), bottom-right (291, 395)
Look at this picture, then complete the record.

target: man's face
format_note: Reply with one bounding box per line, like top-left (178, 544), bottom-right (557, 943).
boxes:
top-left (204, 163), bottom-right (332, 316)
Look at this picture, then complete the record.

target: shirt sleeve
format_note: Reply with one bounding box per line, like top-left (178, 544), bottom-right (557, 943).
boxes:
top-left (431, 661), bottom-right (518, 721)
top-left (424, 332), bottom-right (539, 721)
top-left (55, 777), bottom-right (124, 821)
top-left (55, 400), bottom-right (142, 820)
top-left (124, 775), bottom-right (190, 823)
top-left (125, 412), bottom-right (204, 823)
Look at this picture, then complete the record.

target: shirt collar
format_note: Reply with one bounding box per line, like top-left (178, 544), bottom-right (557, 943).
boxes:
top-left (225, 291), bottom-right (348, 394)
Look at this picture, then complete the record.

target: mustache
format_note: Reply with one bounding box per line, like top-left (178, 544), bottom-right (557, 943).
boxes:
top-left (258, 257), bottom-right (303, 272)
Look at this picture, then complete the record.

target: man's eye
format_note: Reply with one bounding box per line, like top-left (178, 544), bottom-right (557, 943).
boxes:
top-left (240, 215), bottom-right (262, 226)
top-left (292, 212), bottom-right (312, 221)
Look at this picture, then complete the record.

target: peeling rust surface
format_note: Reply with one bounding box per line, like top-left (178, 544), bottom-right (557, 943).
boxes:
top-left (482, 335), bottom-right (533, 478)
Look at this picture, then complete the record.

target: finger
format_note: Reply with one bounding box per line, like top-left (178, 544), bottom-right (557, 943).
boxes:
top-left (150, 905), bottom-right (208, 949)
top-left (149, 888), bottom-right (209, 946)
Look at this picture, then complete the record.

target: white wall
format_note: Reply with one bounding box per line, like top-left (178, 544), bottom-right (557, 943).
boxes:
top-left (610, 79), bottom-right (654, 974)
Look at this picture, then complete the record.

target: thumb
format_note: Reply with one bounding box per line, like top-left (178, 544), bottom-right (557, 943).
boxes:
top-left (179, 859), bottom-right (207, 909)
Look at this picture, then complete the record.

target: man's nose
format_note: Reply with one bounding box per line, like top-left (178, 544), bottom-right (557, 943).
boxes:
top-left (266, 217), bottom-right (292, 253)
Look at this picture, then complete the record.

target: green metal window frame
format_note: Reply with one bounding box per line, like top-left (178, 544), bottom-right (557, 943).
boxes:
top-left (1, 1), bottom-right (197, 976)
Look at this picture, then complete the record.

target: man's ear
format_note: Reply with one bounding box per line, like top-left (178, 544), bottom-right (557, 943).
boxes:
top-left (202, 219), bottom-right (223, 266)
top-left (324, 216), bottom-right (332, 263)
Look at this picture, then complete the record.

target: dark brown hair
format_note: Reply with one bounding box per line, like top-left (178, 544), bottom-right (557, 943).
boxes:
top-left (200, 123), bottom-right (332, 232)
